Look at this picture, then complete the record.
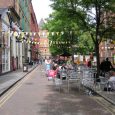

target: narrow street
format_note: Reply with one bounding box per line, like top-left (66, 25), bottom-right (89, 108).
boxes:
top-left (0, 65), bottom-right (114, 115)
top-left (0, 1), bottom-right (115, 115)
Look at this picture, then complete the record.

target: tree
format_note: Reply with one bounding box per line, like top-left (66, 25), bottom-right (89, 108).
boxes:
top-left (44, 11), bottom-right (81, 58)
top-left (78, 32), bottom-right (94, 55)
top-left (49, 0), bottom-right (115, 76)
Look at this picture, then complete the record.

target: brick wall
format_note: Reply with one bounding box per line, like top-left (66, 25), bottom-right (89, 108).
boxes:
top-left (0, 0), bottom-right (14, 8)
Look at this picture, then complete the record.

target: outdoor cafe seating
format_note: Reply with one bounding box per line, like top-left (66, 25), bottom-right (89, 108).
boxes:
top-left (53, 67), bottom-right (68, 92)
top-left (52, 66), bottom-right (82, 92)
top-left (52, 63), bottom-right (115, 95)
top-left (67, 70), bottom-right (81, 92)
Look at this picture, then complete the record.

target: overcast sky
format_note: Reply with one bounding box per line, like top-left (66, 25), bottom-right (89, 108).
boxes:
top-left (32, 0), bottom-right (53, 23)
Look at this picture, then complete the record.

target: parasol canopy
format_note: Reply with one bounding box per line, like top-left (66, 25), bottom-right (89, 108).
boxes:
top-left (60, 52), bottom-right (72, 57)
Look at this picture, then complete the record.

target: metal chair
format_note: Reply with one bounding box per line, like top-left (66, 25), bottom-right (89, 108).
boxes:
top-left (96, 76), bottom-right (108, 91)
top-left (53, 77), bottom-right (62, 92)
top-left (81, 70), bottom-right (95, 95)
top-left (53, 68), bottom-right (68, 92)
top-left (67, 71), bottom-right (81, 92)
top-left (107, 81), bottom-right (115, 92)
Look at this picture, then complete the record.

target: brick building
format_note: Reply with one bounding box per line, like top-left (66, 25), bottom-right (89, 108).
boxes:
top-left (0, 0), bottom-right (39, 74)
top-left (29, 1), bottom-right (39, 62)
top-left (99, 40), bottom-right (115, 65)
top-left (39, 19), bottom-right (51, 58)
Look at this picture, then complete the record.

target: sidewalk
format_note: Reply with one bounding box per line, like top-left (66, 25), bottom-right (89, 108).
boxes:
top-left (96, 90), bottom-right (115, 105)
top-left (0, 64), bottom-right (38, 96)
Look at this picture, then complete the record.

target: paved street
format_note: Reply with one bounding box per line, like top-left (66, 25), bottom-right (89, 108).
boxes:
top-left (0, 65), bottom-right (114, 115)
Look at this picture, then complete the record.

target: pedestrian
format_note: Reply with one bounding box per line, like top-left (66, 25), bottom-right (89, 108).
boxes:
top-left (103, 58), bottom-right (113, 72)
top-left (39, 57), bottom-right (43, 65)
top-left (100, 59), bottom-right (105, 76)
top-left (45, 58), bottom-right (52, 76)
top-left (100, 58), bottom-right (114, 77)
top-left (87, 59), bottom-right (92, 68)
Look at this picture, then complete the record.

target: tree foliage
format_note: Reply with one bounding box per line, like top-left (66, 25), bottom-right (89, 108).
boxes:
top-left (44, 5), bottom-right (93, 55)
top-left (46, 0), bottom-right (115, 76)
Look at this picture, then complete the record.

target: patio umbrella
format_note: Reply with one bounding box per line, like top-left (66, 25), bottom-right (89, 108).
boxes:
top-left (60, 52), bottom-right (72, 57)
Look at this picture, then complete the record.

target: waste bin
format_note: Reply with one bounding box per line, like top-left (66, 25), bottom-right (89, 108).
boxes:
top-left (23, 63), bottom-right (28, 72)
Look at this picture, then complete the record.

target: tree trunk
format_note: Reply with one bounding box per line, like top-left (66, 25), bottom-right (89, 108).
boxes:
top-left (95, 42), bottom-right (100, 78)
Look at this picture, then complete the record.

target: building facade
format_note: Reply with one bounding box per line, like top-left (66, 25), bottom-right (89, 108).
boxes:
top-left (18, 0), bottom-right (31, 64)
top-left (29, 1), bottom-right (39, 62)
top-left (0, 8), bottom-right (10, 74)
top-left (0, 0), bottom-right (39, 74)
top-left (99, 40), bottom-right (115, 65)
top-left (39, 19), bottom-right (51, 59)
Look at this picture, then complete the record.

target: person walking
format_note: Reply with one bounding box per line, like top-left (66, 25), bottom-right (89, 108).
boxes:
top-left (100, 58), bottom-right (113, 77)
top-left (103, 58), bottom-right (113, 72)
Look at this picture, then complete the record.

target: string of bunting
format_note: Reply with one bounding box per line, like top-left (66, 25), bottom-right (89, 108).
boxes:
top-left (0, 31), bottom-right (72, 45)
top-left (0, 30), bottom-right (75, 37)
top-left (0, 31), bottom-right (115, 45)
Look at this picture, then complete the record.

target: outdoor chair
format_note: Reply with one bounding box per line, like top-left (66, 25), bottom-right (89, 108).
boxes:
top-left (53, 68), bottom-right (68, 92)
top-left (67, 71), bottom-right (81, 92)
top-left (107, 81), bottom-right (115, 92)
top-left (53, 77), bottom-right (62, 92)
top-left (59, 69), bottom-right (68, 92)
top-left (60, 69), bottom-right (68, 80)
top-left (81, 70), bottom-right (95, 95)
top-left (96, 76), bottom-right (108, 91)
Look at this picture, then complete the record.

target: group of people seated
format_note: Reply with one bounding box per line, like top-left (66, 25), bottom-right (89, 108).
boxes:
top-left (45, 56), bottom-right (76, 80)
top-left (44, 56), bottom-right (115, 91)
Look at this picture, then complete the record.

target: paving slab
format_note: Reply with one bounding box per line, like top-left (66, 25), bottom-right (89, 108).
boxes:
top-left (0, 64), bottom-right (37, 96)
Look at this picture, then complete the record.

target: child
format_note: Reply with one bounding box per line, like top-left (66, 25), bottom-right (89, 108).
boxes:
top-left (47, 66), bottom-right (57, 80)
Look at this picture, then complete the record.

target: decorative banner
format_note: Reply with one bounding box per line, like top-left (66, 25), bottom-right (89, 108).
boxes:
top-left (51, 32), bottom-right (54, 36)
top-left (70, 31), bottom-right (72, 34)
top-left (33, 32), bottom-right (36, 36)
top-left (26, 32), bottom-right (28, 35)
top-left (61, 31), bottom-right (64, 35)
top-left (21, 32), bottom-right (24, 38)
top-left (2, 31), bottom-right (114, 47)
top-left (56, 32), bottom-right (59, 35)
top-left (29, 32), bottom-right (32, 36)
top-left (14, 32), bottom-right (19, 37)
top-left (47, 32), bottom-right (49, 36)
top-left (42, 32), bottom-right (45, 36)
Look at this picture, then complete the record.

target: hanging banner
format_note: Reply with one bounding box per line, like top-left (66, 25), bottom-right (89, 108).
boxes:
top-left (61, 31), bottom-right (64, 35)
top-left (47, 32), bottom-right (49, 36)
